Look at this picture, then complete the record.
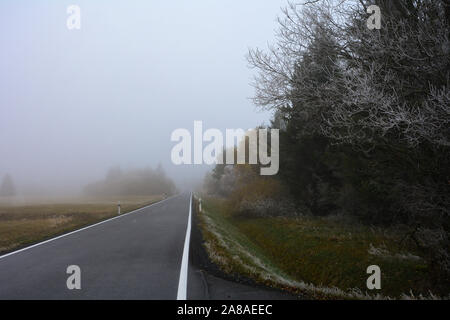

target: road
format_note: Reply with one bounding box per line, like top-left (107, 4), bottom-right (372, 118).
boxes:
top-left (0, 193), bottom-right (295, 300)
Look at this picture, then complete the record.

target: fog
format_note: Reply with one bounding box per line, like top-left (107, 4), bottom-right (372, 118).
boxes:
top-left (0, 1), bottom-right (285, 196)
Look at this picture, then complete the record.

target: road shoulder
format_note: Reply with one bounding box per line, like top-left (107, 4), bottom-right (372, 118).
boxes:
top-left (188, 197), bottom-right (300, 300)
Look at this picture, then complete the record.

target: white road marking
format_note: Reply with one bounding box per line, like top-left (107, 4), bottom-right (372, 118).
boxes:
top-left (177, 192), bottom-right (192, 300)
top-left (0, 194), bottom-right (180, 260)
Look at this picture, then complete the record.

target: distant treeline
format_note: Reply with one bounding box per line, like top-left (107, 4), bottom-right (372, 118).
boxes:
top-left (84, 165), bottom-right (176, 197)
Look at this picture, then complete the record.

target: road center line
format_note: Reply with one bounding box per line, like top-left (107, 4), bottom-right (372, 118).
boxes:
top-left (177, 192), bottom-right (192, 300)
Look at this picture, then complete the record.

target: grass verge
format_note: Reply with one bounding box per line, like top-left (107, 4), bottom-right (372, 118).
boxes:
top-left (197, 196), bottom-right (444, 299)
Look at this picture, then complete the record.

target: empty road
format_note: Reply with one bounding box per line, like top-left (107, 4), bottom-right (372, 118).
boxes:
top-left (0, 194), bottom-right (193, 299)
top-left (0, 193), bottom-right (295, 300)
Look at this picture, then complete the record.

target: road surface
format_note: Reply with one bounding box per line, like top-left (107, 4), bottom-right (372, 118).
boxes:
top-left (0, 193), bottom-right (295, 300)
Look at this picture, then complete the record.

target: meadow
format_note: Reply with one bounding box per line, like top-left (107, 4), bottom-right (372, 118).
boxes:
top-left (197, 197), bottom-right (440, 299)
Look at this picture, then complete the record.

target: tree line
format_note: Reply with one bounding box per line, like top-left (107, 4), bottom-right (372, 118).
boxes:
top-left (206, 0), bottom-right (449, 287)
top-left (84, 164), bottom-right (176, 197)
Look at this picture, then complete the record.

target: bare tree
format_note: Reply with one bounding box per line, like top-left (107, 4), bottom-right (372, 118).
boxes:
top-left (0, 174), bottom-right (16, 197)
top-left (248, 0), bottom-right (450, 151)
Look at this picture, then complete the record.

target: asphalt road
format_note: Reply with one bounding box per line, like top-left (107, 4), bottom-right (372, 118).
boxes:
top-left (0, 193), bottom-right (295, 300)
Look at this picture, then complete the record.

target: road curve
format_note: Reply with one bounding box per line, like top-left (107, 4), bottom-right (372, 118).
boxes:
top-left (0, 193), bottom-right (192, 299)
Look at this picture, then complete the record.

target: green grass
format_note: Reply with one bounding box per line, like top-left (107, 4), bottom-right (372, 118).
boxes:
top-left (0, 195), bottom-right (163, 255)
top-left (198, 196), bottom-right (440, 299)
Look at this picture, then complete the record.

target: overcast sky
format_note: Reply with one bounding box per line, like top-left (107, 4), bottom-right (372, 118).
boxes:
top-left (0, 0), bottom-right (287, 194)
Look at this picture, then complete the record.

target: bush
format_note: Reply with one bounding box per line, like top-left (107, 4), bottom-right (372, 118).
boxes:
top-left (237, 197), bottom-right (297, 218)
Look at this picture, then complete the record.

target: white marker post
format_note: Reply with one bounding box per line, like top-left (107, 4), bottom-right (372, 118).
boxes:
top-left (117, 201), bottom-right (121, 215)
top-left (199, 198), bottom-right (202, 213)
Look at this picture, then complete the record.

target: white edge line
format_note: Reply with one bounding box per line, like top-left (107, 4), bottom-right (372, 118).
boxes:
top-left (177, 192), bottom-right (192, 300)
top-left (0, 194), bottom-right (181, 260)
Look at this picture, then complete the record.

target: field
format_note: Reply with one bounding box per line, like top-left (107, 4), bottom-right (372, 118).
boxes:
top-left (197, 197), bottom-right (441, 299)
top-left (0, 195), bottom-right (163, 255)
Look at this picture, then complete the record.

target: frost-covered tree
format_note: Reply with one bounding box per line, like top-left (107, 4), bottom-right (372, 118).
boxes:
top-left (247, 0), bottom-right (449, 282)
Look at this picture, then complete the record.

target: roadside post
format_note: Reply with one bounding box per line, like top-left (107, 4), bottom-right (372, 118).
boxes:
top-left (117, 201), bottom-right (121, 215)
top-left (199, 198), bottom-right (202, 213)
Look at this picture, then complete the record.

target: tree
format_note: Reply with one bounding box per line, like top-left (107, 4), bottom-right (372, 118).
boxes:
top-left (0, 174), bottom-right (16, 197)
top-left (106, 166), bottom-right (123, 182)
top-left (248, 0), bottom-right (449, 215)
top-left (246, 0), bottom-right (450, 283)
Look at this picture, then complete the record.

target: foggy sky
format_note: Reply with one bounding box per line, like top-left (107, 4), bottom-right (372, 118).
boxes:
top-left (0, 0), bottom-right (285, 194)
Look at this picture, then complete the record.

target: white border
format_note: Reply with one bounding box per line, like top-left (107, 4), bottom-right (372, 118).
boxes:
top-left (176, 192), bottom-right (192, 300)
